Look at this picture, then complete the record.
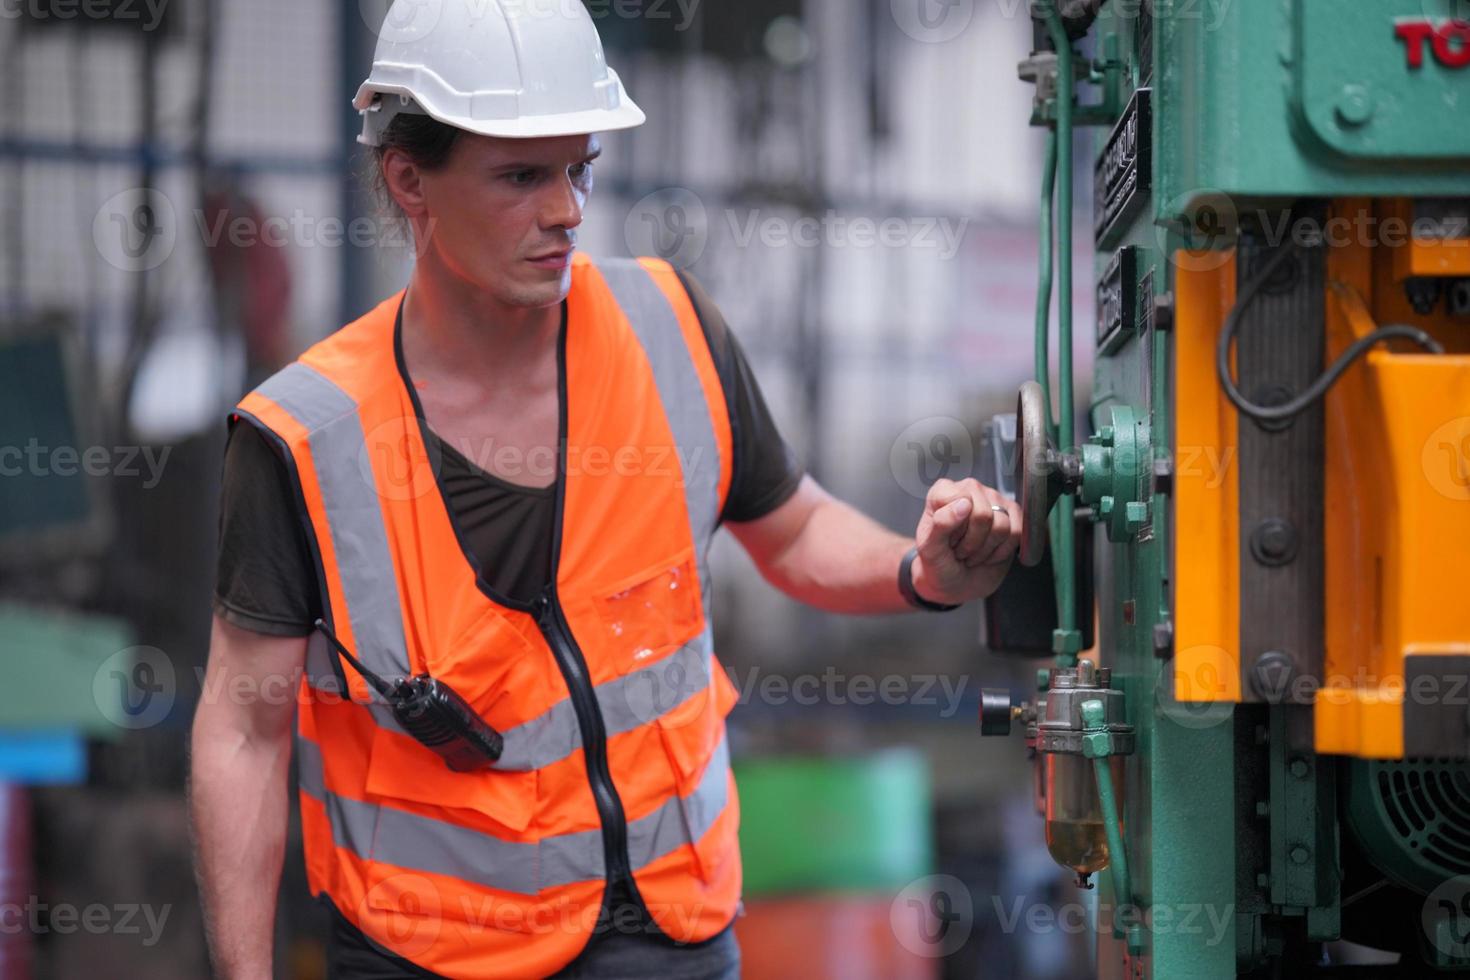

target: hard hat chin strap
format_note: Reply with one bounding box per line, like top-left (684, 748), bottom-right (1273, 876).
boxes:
top-left (357, 93), bottom-right (430, 148)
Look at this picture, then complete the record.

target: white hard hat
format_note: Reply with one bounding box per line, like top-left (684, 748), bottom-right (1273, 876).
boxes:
top-left (353, 0), bottom-right (646, 146)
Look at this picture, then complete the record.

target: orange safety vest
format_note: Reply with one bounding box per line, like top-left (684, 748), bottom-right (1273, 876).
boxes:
top-left (233, 254), bottom-right (743, 977)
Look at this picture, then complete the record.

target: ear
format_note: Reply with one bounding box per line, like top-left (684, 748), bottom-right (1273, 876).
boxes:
top-left (381, 148), bottom-right (429, 218)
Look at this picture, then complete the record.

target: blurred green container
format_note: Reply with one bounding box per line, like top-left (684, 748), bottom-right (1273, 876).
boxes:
top-left (734, 748), bottom-right (933, 896)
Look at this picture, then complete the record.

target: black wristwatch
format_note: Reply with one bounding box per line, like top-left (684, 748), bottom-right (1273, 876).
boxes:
top-left (898, 546), bottom-right (961, 612)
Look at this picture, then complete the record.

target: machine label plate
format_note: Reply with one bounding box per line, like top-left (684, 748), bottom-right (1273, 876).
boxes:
top-left (1094, 88), bottom-right (1151, 246)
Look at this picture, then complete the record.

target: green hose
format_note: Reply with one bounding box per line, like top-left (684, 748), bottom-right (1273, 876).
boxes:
top-left (1034, 130), bottom-right (1058, 444)
top-left (1041, 6), bottom-right (1081, 662)
top-left (1081, 699), bottom-right (1140, 952)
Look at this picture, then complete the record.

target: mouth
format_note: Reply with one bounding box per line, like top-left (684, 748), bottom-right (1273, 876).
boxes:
top-left (525, 246), bottom-right (574, 270)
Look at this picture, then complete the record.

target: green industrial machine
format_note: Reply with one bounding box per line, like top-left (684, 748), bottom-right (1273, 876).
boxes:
top-left (980, 1), bottom-right (1470, 976)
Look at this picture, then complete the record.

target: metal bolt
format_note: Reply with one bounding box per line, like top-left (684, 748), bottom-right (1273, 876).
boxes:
top-left (1335, 85), bottom-right (1373, 127)
top-left (1289, 757), bottom-right (1310, 779)
top-left (1125, 500), bottom-right (1150, 532)
top-left (1251, 651), bottom-right (1296, 703)
top-left (1152, 620), bottom-right (1174, 660)
top-left (1406, 277), bottom-right (1444, 316)
top-left (1250, 518), bottom-right (1298, 566)
top-left (1290, 845), bottom-right (1310, 865)
top-left (1255, 801), bottom-right (1270, 818)
top-left (1099, 496), bottom-right (1115, 520)
top-left (1152, 292), bottom-right (1174, 332)
top-left (1256, 872), bottom-right (1270, 888)
top-left (1450, 278), bottom-right (1470, 318)
top-left (1249, 384), bottom-right (1296, 433)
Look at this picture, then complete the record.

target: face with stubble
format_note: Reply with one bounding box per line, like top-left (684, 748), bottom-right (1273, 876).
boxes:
top-left (383, 131), bottom-right (601, 310)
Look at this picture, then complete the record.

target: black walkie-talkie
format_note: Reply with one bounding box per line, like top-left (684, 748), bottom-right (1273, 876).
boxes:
top-left (313, 619), bottom-right (505, 772)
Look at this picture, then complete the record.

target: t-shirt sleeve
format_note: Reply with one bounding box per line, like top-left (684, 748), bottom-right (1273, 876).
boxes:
top-left (675, 270), bottom-right (806, 524)
top-left (213, 421), bottom-right (322, 637)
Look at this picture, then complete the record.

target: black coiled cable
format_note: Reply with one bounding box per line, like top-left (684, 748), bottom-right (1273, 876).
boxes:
top-left (1216, 244), bottom-right (1445, 423)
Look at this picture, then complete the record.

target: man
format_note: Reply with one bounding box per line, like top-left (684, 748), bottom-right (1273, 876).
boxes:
top-left (189, 2), bottom-right (1021, 977)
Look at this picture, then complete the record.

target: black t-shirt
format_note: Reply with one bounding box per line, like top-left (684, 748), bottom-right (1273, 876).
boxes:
top-left (214, 268), bottom-right (803, 635)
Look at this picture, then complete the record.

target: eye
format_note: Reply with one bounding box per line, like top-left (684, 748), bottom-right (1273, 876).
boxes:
top-left (569, 162), bottom-right (594, 180)
top-left (506, 169), bottom-right (538, 186)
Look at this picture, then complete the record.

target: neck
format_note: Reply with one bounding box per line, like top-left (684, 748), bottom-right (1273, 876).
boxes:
top-left (400, 255), bottom-right (561, 380)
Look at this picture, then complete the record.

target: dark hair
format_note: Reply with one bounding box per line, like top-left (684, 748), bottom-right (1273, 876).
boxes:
top-left (367, 112), bottom-right (463, 216)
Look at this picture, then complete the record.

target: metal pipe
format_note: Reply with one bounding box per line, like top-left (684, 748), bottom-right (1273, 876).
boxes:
top-left (1034, 129), bottom-right (1058, 443)
top-left (1081, 698), bottom-right (1135, 947)
top-left (1041, 6), bottom-right (1079, 663)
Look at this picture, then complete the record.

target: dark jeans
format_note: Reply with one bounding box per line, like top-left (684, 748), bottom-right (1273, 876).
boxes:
top-left (325, 881), bottom-right (740, 979)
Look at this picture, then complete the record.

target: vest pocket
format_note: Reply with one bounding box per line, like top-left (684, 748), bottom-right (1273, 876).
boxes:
top-left (359, 870), bottom-right (539, 942)
top-left (595, 550), bottom-right (703, 677)
top-left (654, 658), bottom-right (739, 882)
top-left (365, 725), bottom-right (536, 831)
top-left (363, 726), bottom-right (542, 900)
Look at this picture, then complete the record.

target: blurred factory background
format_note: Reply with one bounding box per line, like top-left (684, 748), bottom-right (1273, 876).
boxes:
top-left (0, 0), bottom-right (1099, 976)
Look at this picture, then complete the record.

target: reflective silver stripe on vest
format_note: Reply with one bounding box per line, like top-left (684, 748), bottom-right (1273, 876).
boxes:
top-left (595, 259), bottom-right (724, 579)
top-left (296, 734), bottom-right (377, 862)
top-left (296, 731), bottom-right (731, 895)
top-left (255, 362), bottom-right (412, 681)
top-left (304, 626), bottom-right (715, 773)
top-left (493, 624), bottom-right (715, 771)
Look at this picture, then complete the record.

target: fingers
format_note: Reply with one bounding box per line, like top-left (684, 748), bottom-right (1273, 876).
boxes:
top-left (968, 489), bottom-right (1022, 567)
top-left (921, 477), bottom-right (1019, 571)
top-left (916, 490), bottom-right (972, 571)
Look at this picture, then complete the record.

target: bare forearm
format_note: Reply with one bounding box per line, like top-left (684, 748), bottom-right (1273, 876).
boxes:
top-left (189, 713), bottom-right (291, 980)
top-left (731, 474), bottom-right (1020, 613)
top-left (752, 493), bottom-right (913, 614)
top-left (189, 617), bottom-right (303, 980)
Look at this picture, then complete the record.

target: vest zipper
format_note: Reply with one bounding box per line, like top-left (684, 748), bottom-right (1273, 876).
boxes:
top-left (533, 591), bottom-right (633, 888)
top-left (536, 311), bottom-right (637, 899)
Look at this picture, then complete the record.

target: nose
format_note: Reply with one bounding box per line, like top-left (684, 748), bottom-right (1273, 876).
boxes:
top-left (540, 172), bottom-right (585, 234)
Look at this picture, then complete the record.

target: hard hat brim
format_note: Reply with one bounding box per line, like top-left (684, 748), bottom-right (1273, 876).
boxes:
top-left (354, 82), bottom-right (645, 146)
